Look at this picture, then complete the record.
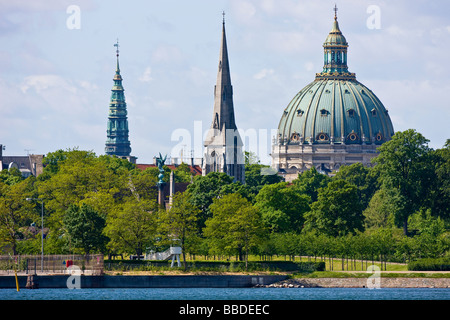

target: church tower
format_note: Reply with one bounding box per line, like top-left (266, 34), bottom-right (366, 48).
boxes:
top-left (105, 41), bottom-right (135, 162)
top-left (203, 15), bottom-right (245, 184)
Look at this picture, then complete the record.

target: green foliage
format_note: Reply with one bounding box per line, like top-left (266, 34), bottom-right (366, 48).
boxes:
top-left (255, 182), bottom-right (310, 233)
top-left (204, 193), bottom-right (265, 264)
top-left (0, 167), bottom-right (24, 186)
top-left (292, 167), bottom-right (331, 202)
top-left (363, 188), bottom-right (395, 229)
top-left (304, 179), bottom-right (363, 237)
top-left (1, 132), bottom-right (449, 264)
top-left (334, 163), bottom-right (379, 210)
top-left (63, 203), bottom-right (108, 254)
top-left (408, 257), bottom-right (450, 271)
top-left (158, 192), bottom-right (201, 269)
top-left (373, 129), bottom-right (435, 234)
top-left (186, 172), bottom-right (237, 227)
top-left (104, 199), bottom-right (158, 257)
top-left (245, 163), bottom-right (283, 194)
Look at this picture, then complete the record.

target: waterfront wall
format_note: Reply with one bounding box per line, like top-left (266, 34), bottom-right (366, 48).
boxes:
top-left (275, 278), bottom-right (450, 288)
top-left (0, 275), bottom-right (288, 289)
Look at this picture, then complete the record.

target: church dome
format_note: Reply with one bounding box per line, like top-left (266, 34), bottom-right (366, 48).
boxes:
top-left (277, 11), bottom-right (394, 146)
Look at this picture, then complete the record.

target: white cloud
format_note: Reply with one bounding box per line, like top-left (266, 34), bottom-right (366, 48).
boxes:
top-left (139, 67), bottom-right (153, 82)
top-left (20, 74), bottom-right (76, 94)
top-left (253, 68), bottom-right (274, 80)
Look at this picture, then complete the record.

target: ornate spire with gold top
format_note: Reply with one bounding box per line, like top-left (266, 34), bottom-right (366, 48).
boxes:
top-left (316, 5), bottom-right (355, 80)
top-left (105, 39), bottom-right (132, 158)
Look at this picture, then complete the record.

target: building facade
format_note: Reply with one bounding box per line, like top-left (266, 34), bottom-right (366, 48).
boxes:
top-left (271, 9), bottom-right (394, 181)
top-left (203, 18), bottom-right (245, 184)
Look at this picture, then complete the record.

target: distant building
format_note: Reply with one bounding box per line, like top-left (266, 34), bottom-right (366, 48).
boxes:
top-left (0, 144), bottom-right (44, 177)
top-left (272, 8), bottom-right (394, 181)
top-left (202, 17), bottom-right (245, 184)
top-left (105, 41), bottom-right (136, 164)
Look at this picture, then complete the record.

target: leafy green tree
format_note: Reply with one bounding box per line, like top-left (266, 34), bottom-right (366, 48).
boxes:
top-left (63, 203), bottom-right (108, 254)
top-left (186, 172), bottom-right (236, 227)
top-left (255, 182), bottom-right (310, 233)
top-left (428, 140), bottom-right (450, 221)
top-left (203, 193), bottom-right (265, 266)
top-left (245, 164), bottom-right (283, 194)
top-left (158, 192), bottom-right (200, 270)
top-left (0, 180), bottom-right (36, 254)
top-left (292, 167), bottom-right (331, 202)
top-left (304, 179), bottom-right (363, 237)
top-left (104, 199), bottom-right (158, 258)
top-left (363, 188), bottom-right (396, 229)
top-left (0, 167), bottom-right (24, 186)
top-left (373, 129), bottom-right (434, 235)
top-left (174, 162), bottom-right (195, 183)
top-left (334, 163), bottom-right (379, 210)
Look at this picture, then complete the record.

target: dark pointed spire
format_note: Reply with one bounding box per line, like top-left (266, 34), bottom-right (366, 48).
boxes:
top-left (105, 40), bottom-right (131, 157)
top-left (212, 13), bottom-right (236, 130)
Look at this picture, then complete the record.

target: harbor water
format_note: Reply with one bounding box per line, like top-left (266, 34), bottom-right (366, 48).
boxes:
top-left (0, 287), bottom-right (449, 300)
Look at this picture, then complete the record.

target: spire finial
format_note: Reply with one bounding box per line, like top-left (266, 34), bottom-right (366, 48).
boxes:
top-left (334, 4), bottom-right (338, 20)
top-left (222, 11), bottom-right (225, 24)
top-left (114, 38), bottom-right (120, 57)
top-left (114, 39), bottom-right (120, 72)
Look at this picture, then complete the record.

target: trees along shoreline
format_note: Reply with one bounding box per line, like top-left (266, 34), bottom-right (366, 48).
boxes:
top-left (0, 131), bottom-right (448, 269)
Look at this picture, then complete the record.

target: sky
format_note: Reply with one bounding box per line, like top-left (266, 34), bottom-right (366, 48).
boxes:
top-left (1, 0), bottom-right (449, 165)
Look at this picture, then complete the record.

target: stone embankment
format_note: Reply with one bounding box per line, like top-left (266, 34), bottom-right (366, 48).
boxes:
top-left (264, 277), bottom-right (450, 288)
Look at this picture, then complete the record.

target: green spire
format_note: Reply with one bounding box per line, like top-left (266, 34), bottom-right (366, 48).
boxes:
top-left (105, 40), bottom-right (131, 157)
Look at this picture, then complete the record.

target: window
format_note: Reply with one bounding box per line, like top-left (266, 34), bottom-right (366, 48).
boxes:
top-left (347, 132), bottom-right (358, 142)
top-left (371, 108), bottom-right (377, 116)
top-left (297, 109), bottom-right (304, 116)
top-left (320, 109), bottom-right (329, 117)
top-left (291, 133), bottom-right (301, 142)
top-left (317, 133), bottom-right (329, 141)
top-left (347, 109), bottom-right (356, 117)
top-left (375, 132), bottom-right (383, 141)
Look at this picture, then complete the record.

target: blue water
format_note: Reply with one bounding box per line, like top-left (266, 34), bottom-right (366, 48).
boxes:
top-left (0, 287), bottom-right (449, 300)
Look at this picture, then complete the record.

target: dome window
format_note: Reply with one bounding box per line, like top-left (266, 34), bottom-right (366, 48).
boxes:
top-left (344, 89), bottom-right (350, 94)
top-left (347, 109), bottom-right (356, 117)
top-left (317, 133), bottom-right (330, 141)
top-left (371, 108), bottom-right (377, 116)
top-left (297, 109), bottom-right (304, 116)
top-left (320, 109), bottom-right (329, 117)
top-left (325, 89), bottom-right (331, 93)
top-left (291, 133), bottom-right (301, 142)
top-left (375, 132), bottom-right (383, 141)
top-left (347, 131), bottom-right (358, 142)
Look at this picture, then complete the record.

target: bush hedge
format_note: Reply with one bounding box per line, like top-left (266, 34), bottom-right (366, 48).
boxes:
top-left (408, 257), bottom-right (450, 271)
top-left (104, 260), bottom-right (325, 272)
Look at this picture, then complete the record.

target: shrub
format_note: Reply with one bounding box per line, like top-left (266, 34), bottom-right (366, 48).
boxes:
top-left (408, 257), bottom-right (450, 271)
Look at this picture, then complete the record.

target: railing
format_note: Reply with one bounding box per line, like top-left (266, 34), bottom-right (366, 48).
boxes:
top-left (145, 247), bottom-right (182, 261)
top-left (0, 254), bottom-right (104, 275)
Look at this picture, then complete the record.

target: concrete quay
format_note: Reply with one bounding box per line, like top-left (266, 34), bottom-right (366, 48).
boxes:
top-left (0, 274), bottom-right (288, 289)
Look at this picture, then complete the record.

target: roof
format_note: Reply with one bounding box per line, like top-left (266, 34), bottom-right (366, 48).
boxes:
top-left (277, 9), bottom-right (394, 146)
top-left (136, 163), bottom-right (202, 176)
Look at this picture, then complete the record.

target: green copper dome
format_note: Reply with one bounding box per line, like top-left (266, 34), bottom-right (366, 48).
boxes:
top-left (277, 12), bottom-right (394, 146)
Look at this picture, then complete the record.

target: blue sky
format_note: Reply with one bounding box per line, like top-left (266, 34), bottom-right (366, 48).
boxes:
top-left (1, 0), bottom-right (449, 165)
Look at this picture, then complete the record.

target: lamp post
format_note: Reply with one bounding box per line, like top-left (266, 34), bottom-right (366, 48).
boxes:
top-left (26, 198), bottom-right (44, 273)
